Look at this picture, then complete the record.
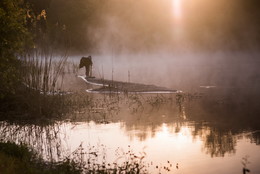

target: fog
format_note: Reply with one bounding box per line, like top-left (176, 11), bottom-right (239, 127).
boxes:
top-left (65, 0), bottom-right (260, 92)
top-left (79, 0), bottom-right (260, 53)
top-left (73, 51), bottom-right (259, 93)
top-left (46, 0), bottom-right (259, 52)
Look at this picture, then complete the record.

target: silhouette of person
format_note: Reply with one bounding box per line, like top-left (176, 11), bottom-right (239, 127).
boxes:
top-left (243, 168), bottom-right (250, 174)
top-left (79, 56), bottom-right (93, 78)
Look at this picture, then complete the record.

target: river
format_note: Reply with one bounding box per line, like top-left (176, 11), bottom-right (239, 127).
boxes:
top-left (1, 87), bottom-right (260, 174)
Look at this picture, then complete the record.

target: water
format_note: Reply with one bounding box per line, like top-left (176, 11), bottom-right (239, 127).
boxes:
top-left (1, 88), bottom-right (260, 173)
top-left (62, 121), bottom-right (260, 174)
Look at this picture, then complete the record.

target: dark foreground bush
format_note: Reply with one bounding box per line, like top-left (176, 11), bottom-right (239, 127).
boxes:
top-left (0, 142), bottom-right (82, 174)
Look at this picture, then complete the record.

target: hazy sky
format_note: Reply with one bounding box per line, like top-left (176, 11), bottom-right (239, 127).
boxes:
top-left (47, 0), bottom-right (260, 53)
top-left (88, 0), bottom-right (260, 52)
top-left (60, 0), bottom-right (260, 90)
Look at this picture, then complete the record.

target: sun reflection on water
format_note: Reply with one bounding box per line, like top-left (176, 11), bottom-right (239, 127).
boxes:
top-left (155, 123), bottom-right (200, 150)
top-left (1, 120), bottom-right (260, 173)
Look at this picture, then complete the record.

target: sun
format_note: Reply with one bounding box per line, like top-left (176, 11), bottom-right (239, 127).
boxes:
top-left (172, 0), bottom-right (182, 20)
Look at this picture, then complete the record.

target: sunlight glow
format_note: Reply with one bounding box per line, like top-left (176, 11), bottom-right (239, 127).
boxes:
top-left (172, 0), bottom-right (182, 20)
top-left (156, 123), bottom-right (193, 145)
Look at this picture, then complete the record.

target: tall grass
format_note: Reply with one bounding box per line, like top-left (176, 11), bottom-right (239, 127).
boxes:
top-left (0, 48), bottom-right (76, 120)
top-left (0, 141), bottom-right (82, 174)
top-left (0, 140), bottom-right (152, 174)
top-left (21, 48), bottom-right (68, 94)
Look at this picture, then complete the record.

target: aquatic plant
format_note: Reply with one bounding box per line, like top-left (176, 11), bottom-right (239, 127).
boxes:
top-left (21, 48), bottom-right (68, 94)
top-left (146, 94), bottom-right (167, 110)
top-left (127, 94), bottom-right (144, 114)
top-left (0, 141), bottom-right (82, 174)
top-left (66, 144), bottom-right (150, 174)
top-left (242, 155), bottom-right (251, 174)
top-left (0, 136), bottom-right (152, 173)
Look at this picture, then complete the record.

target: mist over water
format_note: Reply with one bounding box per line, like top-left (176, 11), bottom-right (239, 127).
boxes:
top-left (66, 0), bottom-right (260, 93)
top-left (73, 51), bottom-right (260, 94)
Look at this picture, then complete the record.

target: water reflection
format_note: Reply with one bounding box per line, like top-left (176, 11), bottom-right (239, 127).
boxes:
top-left (0, 122), bottom-right (67, 161)
top-left (1, 91), bottom-right (260, 173)
top-left (0, 121), bottom-right (259, 173)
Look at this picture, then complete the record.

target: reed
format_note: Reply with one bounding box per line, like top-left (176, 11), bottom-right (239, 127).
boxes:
top-left (21, 48), bottom-right (68, 94)
top-left (0, 48), bottom-right (79, 120)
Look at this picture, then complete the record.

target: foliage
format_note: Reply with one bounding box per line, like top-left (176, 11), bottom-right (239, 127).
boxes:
top-left (0, 0), bottom-right (31, 54)
top-left (0, 0), bottom-right (51, 99)
top-left (0, 0), bottom-right (32, 99)
top-left (0, 0), bottom-right (70, 120)
top-left (0, 141), bottom-right (149, 174)
top-left (0, 141), bottom-right (82, 174)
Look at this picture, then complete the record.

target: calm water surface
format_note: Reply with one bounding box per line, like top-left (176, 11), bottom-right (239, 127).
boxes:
top-left (1, 89), bottom-right (260, 174)
top-left (61, 120), bottom-right (260, 174)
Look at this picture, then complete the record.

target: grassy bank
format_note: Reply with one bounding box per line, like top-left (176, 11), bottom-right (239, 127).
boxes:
top-left (0, 142), bottom-right (81, 174)
top-left (0, 141), bottom-right (151, 174)
top-left (0, 49), bottom-right (87, 122)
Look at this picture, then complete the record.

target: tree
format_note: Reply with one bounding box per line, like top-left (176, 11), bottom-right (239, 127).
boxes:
top-left (0, 0), bottom-right (31, 99)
